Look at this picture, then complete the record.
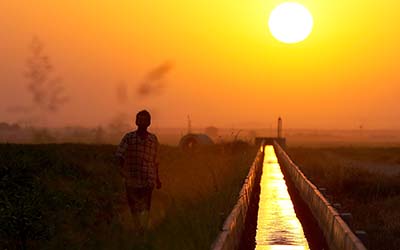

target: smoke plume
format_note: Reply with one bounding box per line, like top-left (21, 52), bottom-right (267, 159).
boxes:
top-left (137, 61), bottom-right (173, 96)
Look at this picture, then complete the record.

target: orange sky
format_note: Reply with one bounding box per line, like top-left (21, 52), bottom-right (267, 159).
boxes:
top-left (0, 0), bottom-right (399, 129)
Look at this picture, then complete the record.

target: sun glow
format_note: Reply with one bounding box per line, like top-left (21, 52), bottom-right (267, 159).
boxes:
top-left (268, 2), bottom-right (313, 44)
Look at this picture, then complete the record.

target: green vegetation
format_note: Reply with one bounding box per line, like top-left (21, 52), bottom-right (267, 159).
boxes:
top-left (287, 147), bottom-right (400, 250)
top-left (0, 143), bottom-right (257, 250)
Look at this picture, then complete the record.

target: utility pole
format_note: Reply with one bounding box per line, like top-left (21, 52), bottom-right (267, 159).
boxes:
top-left (187, 115), bottom-right (192, 134)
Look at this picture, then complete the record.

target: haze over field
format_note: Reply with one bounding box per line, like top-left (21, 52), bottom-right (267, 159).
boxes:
top-left (1, 1), bottom-right (399, 129)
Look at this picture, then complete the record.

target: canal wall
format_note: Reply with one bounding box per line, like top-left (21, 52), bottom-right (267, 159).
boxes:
top-left (274, 142), bottom-right (367, 250)
top-left (210, 147), bottom-right (264, 250)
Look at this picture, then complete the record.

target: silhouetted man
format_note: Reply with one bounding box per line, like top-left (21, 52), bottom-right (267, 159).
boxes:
top-left (115, 110), bottom-right (161, 233)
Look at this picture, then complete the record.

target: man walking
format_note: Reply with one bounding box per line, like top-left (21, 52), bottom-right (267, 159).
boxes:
top-left (115, 110), bottom-right (161, 233)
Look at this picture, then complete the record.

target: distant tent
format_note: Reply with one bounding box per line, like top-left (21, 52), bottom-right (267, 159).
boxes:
top-left (179, 133), bottom-right (214, 150)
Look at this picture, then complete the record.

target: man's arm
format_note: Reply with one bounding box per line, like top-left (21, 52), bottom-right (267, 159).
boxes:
top-left (115, 134), bottom-right (128, 176)
top-left (155, 162), bottom-right (161, 188)
top-left (154, 137), bottom-right (161, 189)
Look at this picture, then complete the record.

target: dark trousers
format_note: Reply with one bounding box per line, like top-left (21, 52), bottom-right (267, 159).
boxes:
top-left (125, 184), bottom-right (154, 213)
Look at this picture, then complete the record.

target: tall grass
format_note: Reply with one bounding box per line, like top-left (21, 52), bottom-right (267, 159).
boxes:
top-left (287, 147), bottom-right (400, 250)
top-left (0, 143), bottom-right (256, 250)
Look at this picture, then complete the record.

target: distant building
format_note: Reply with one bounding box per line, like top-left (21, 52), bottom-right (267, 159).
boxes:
top-left (179, 133), bottom-right (214, 150)
top-left (0, 122), bottom-right (29, 143)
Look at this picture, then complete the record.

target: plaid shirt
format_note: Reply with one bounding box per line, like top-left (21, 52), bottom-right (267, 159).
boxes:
top-left (116, 131), bottom-right (159, 188)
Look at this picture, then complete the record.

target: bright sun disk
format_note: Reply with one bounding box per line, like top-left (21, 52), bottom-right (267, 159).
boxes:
top-left (268, 2), bottom-right (313, 44)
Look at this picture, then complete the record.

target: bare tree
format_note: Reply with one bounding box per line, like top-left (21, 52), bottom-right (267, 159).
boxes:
top-left (25, 36), bottom-right (68, 112)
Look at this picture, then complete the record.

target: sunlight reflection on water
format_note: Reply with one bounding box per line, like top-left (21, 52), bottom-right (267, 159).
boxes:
top-left (255, 146), bottom-right (309, 250)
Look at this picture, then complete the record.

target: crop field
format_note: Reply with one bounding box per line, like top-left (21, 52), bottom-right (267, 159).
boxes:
top-left (0, 143), bottom-right (257, 250)
top-left (287, 147), bottom-right (400, 250)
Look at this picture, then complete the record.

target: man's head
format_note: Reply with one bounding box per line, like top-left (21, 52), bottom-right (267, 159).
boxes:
top-left (136, 110), bottom-right (151, 129)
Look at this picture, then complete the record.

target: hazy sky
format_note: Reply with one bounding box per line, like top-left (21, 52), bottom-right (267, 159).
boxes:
top-left (1, 0), bottom-right (399, 129)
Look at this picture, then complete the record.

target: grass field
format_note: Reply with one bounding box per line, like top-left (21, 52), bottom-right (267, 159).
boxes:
top-left (0, 143), bottom-right (257, 250)
top-left (287, 147), bottom-right (400, 250)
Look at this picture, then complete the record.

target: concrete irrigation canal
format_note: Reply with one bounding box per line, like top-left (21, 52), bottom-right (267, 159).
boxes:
top-left (254, 145), bottom-right (309, 250)
top-left (211, 142), bottom-right (368, 250)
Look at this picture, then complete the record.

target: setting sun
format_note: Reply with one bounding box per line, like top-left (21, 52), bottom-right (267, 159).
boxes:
top-left (268, 2), bottom-right (313, 44)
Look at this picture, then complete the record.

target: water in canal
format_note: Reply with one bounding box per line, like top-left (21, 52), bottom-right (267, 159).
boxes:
top-left (255, 145), bottom-right (310, 250)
